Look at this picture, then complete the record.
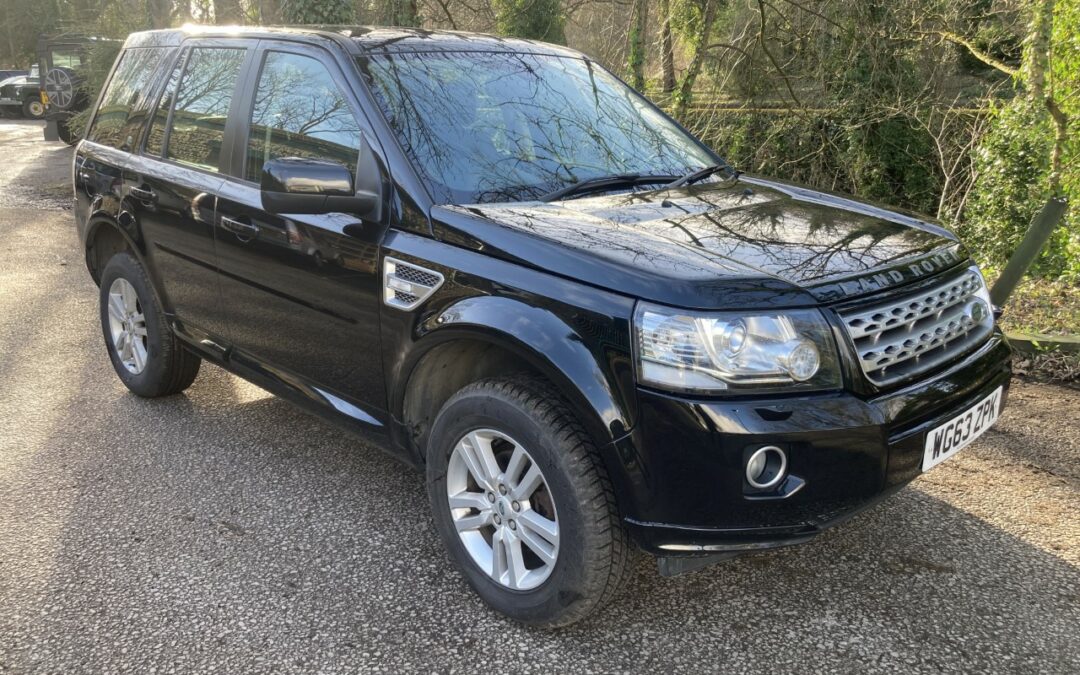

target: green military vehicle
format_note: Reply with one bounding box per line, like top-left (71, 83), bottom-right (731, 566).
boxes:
top-left (38, 33), bottom-right (117, 144)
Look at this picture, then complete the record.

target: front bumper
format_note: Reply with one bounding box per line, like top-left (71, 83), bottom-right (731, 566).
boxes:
top-left (612, 333), bottom-right (1012, 556)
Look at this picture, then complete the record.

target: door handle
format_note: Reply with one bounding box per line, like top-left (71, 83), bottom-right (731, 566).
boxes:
top-left (129, 185), bottom-right (156, 202)
top-left (220, 216), bottom-right (259, 241)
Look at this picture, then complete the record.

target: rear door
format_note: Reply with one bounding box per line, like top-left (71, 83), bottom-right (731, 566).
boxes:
top-left (126, 40), bottom-right (253, 341)
top-left (213, 41), bottom-right (389, 417)
top-left (77, 44), bottom-right (173, 255)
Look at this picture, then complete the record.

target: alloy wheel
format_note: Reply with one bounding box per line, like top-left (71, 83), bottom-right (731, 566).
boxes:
top-left (107, 277), bottom-right (148, 374)
top-left (446, 428), bottom-right (560, 590)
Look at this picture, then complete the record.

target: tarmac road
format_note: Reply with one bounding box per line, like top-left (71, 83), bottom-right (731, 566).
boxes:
top-left (1, 119), bottom-right (1078, 673)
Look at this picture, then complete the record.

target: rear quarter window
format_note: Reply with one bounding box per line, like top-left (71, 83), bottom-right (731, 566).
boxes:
top-left (145, 53), bottom-right (185, 157)
top-left (86, 47), bottom-right (170, 150)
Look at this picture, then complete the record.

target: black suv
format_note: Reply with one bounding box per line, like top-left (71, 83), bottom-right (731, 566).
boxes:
top-left (74, 26), bottom-right (1011, 626)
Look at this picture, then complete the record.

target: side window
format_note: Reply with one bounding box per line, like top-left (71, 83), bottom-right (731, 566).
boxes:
top-left (165, 47), bottom-right (246, 172)
top-left (145, 52), bottom-right (185, 156)
top-left (245, 51), bottom-right (361, 183)
top-left (50, 50), bottom-right (82, 69)
top-left (86, 47), bottom-right (168, 150)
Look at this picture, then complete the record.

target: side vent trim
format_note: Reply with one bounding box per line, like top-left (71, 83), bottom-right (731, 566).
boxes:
top-left (383, 256), bottom-right (445, 311)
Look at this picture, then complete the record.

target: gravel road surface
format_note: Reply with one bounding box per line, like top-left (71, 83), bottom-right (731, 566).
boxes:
top-left (1, 119), bottom-right (1078, 673)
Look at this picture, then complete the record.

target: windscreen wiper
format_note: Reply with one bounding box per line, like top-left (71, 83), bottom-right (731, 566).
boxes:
top-left (663, 163), bottom-right (740, 190)
top-left (538, 173), bottom-right (678, 203)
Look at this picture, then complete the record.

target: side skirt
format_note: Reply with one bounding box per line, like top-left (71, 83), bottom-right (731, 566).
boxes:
top-left (172, 321), bottom-right (415, 468)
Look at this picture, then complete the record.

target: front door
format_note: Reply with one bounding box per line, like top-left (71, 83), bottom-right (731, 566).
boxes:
top-left (213, 44), bottom-right (388, 417)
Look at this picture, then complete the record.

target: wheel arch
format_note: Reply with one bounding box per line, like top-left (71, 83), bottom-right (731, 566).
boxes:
top-left (83, 215), bottom-right (171, 314)
top-left (85, 215), bottom-right (140, 284)
top-left (393, 295), bottom-right (636, 465)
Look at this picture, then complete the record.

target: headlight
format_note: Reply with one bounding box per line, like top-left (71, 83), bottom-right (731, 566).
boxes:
top-left (633, 302), bottom-right (841, 393)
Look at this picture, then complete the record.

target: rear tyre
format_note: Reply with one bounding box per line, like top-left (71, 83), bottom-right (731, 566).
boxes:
top-left (56, 119), bottom-right (78, 145)
top-left (99, 252), bottom-right (200, 397)
top-left (22, 98), bottom-right (44, 119)
top-left (426, 376), bottom-right (630, 627)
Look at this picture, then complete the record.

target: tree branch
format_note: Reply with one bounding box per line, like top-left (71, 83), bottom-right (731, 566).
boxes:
top-left (931, 29), bottom-right (1019, 78)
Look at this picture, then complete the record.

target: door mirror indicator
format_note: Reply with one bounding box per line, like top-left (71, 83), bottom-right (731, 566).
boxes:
top-left (260, 157), bottom-right (381, 219)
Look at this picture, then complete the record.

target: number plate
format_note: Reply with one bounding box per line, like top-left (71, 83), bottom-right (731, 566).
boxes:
top-left (922, 386), bottom-right (1002, 472)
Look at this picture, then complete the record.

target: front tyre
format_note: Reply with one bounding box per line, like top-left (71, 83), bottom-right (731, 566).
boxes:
top-left (99, 252), bottom-right (200, 397)
top-left (427, 377), bottom-right (629, 627)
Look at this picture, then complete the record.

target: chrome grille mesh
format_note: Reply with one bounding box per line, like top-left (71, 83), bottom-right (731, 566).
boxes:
top-left (393, 289), bottom-right (421, 305)
top-left (393, 264), bottom-right (441, 288)
top-left (840, 266), bottom-right (994, 386)
top-left (383, 257), bottom-right (444, 311)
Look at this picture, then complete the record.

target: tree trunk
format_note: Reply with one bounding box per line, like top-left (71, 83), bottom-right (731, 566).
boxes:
top-left (3, 2), bottom-right (16, 65)
top-left (382, 0), bottom-right (420, 26)
top-left (1025, 0), bottom-right (1067, 196)
top-left (214, 0), bottom-right (244, 24)
top-left (673, 0), bottom-right (719, 119)
top-left (255, 0), bottom-right (283, 24)
top-left (627, 0), bottom-right (647, 91)
top-left (147, 0), bottom-right (172, 29)
top-left (658, 0), bottom-right (676, 94)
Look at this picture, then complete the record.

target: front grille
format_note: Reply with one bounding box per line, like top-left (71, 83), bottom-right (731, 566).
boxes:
top-left (839, 265), bottom-right (994, 386)
top-left (0, 85), bottom-right (14, 98)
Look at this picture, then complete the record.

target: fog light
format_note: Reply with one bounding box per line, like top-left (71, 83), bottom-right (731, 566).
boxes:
top-left (745, 446), bottom-right (787, 489)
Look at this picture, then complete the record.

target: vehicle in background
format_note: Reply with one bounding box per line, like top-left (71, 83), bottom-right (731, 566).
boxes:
top-left (37, 34), bottom-right (116, 144)
top-left (0, 65), bottom-right (42, 119)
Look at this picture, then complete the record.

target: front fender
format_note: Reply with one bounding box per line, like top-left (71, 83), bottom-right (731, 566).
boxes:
top-left (419, 295), bottom-right (635, 443)
top-left (380, 229), bottom-right (642, 516)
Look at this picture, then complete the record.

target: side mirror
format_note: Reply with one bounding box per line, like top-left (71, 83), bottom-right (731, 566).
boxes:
top-left (260, 156), bottom-right (382, 220)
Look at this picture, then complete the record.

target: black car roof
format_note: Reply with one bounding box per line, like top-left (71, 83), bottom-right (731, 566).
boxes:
top-left (123, 25), bottom-right (583, 58)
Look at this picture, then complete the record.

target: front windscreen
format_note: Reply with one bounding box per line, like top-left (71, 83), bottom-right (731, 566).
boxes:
top-left (361, 51), bottom-right (716, 204)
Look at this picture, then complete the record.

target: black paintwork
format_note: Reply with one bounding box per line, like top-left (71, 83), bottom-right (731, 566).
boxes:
top-left (260, 157), bottom-right (382, 219)
top-left (432, 178), bottom-right (966, 311)
top-left (74, 26), bottom-right (1012, 557)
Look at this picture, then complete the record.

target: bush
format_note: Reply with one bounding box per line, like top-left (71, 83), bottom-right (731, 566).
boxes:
top-left (962, 98), bottom-right (1080, 283)
top-left (683, 109), bottom-right (942, 218)
top-left (67, 40), bottom-right (123, 139)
